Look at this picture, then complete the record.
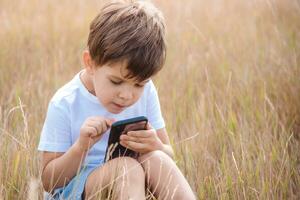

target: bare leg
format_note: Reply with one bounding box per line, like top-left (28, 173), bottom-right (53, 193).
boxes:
top-left (84, 157), bottom-right (146, 200)
top-left (138, 150), bottom-right (196, 200)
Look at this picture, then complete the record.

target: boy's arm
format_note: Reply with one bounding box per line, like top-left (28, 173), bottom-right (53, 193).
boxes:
top-left (40, 116), bottom-right (114, 192)
top-left (40, 141), bottom-right (87, 192)
top-left (156, 128), bottom-right (174, 158)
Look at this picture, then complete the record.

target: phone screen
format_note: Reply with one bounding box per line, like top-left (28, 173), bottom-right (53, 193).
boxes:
top-left (122, 121), bottom-right (147, 134)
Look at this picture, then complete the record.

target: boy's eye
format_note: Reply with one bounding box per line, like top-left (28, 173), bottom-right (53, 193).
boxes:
top-left (110, 80), bottom-right (122, 85)
top-left (135, 83), bottom-right (145, 88)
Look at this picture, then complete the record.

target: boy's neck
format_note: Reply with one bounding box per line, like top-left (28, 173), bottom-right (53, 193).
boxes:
top-left (80, 70), bottom-right (96, 96)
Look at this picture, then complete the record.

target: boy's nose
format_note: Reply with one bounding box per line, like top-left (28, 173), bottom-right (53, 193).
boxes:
top-left (118, 89), bottom-right (133, 100)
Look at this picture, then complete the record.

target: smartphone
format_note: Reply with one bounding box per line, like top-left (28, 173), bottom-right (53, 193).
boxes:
top-left (104, 116), bottom-right (148, 162)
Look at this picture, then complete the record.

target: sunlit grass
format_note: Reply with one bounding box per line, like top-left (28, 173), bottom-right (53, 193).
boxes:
top-left (0, 0), bottom-right (299, 199)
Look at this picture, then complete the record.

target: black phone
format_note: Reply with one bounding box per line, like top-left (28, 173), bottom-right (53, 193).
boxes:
top-left (104, 116), bottom-right (148, 162)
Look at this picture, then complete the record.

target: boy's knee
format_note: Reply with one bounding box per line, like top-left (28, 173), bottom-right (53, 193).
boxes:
top-left (84, 157), bottom-right (145, 198)
top-left (101, 157), bottom-right (146, 186)
top-left (116, 157), bottom-right (145, 179)
top-left (121, 157), bottom-right (145, 184)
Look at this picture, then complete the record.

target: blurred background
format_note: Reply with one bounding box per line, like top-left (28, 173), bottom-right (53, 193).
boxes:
top-left (0, 0), bottom-right (299, 199)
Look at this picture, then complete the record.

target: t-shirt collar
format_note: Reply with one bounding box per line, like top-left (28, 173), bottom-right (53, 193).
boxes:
top-left (76, 69), bottom-right (101, 105)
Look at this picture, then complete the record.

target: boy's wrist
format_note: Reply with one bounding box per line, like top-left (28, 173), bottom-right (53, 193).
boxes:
top-left (73, 140), bottom-right (89, 156)
top-left (156, 142), bottom-right (165, 151)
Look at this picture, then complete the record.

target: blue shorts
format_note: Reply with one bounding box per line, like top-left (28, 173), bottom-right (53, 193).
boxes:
top-left (44, 166), bottom-right (98, 200)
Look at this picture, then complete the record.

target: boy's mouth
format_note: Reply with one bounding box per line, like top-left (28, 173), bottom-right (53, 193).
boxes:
top-left (112, 102), bottom-right (126, 109)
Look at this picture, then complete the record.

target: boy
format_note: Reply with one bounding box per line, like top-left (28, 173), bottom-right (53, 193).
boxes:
top-left (38, 1), bottom-right (196, 199)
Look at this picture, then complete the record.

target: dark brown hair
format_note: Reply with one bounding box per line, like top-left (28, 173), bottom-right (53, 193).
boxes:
top-left (87, 0), bottom-right (166, 82)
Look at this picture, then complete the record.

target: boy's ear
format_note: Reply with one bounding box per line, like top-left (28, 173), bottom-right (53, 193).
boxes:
top-left (83, 50), bottom-right (95, 75)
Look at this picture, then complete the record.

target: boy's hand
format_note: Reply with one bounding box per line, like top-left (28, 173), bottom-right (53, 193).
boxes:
top-left (119, 123), bottom-right (164, 154)
top-left (75, 116), bottom-right (115, 152)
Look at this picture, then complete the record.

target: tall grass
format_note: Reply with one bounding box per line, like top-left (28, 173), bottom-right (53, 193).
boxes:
top-left (0, 0), bottom-right (299, 199)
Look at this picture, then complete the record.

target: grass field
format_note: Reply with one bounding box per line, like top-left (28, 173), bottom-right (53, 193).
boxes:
top-left (0, 0), bottom-right (299, 199)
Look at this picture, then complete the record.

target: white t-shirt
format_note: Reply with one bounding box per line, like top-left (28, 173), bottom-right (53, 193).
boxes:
top-left (38, 71), bottom-right (165, 167)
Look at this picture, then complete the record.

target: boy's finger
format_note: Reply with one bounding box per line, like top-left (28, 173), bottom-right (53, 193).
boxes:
top-left (121, 140), bottom-right (145, 151)
top-left (94, 125), bottom-right (100, 135)
top-left (120, 134), bottom-right (146, 143)
top-left (88, 121), bottom-right (105, 134)
top-left (91, 133), bottom-right (102, 140)
top-left (91, 119), bottom-right (111, 132)
top-left (106, 118), bottom-right (116, 126)
top-left (127, 130), bottom-right (152, 138)
top-left (87, 127), bottom-right (98, 137)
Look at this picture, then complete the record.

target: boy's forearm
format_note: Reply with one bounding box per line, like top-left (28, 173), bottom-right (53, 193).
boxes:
top-left (42, 141), bottom-right (87, 192)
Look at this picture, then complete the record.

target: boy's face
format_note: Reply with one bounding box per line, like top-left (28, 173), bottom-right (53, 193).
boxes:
top-left (90, 60), bottom-right (150, 114)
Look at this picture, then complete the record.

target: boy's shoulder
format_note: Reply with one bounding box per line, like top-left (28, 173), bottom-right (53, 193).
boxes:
top-left (147, 79), bottom-right (159, 94)
top-left (50, 73), bottom-right (81, 106)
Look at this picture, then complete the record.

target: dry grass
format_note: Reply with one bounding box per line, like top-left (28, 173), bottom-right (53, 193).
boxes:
top-left (0, 0), bottom-right (299, 199)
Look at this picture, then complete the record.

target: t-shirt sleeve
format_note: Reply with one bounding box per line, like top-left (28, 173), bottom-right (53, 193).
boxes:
top-left (38, 100), bottom-right (71, 152)
top-left (146, 81), bottom-right (165, 130)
